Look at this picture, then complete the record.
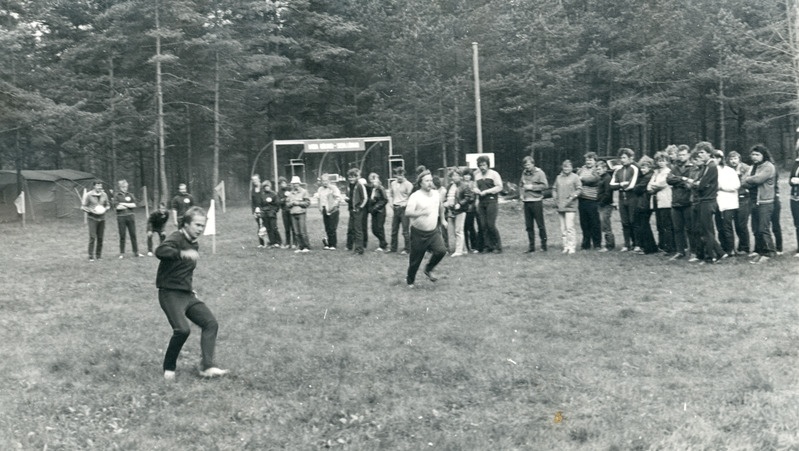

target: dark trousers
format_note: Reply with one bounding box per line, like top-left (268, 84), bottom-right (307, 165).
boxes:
top-left (322, 208), bottom-right (339, 248)
top-left (654, 208), bottom-right (674, 253)
top-left (117, 214), bottom-right (139, 254)
top-left (633, 208), bottom-right (658, 253)
top-left (523, 201), bottom-right (547, 251)
top-left (598, 204), bottom-right (616, 250)
top-left (147, 229), bottom-right (166, 253)
top-left (671, 205), bottom-right (694, 255)
top-left (406, 226), bottom-right (447, 285)
top-left (714, 209), bottom-right (735, 254)
top-left (465, 211), bottom-right (480, 252)
top-left (618, 201), bottom-right (635, 249)
top-left (772, 197), bottom-right (783, 253)
top-left (281, 209), bottom-right (295, 246)
top-left (371, 210), bottom-right (388, 249)
top-left (477, 199), bottom-right (502, 251)
top-left (752, 202), bottom-right (776, 256)
top-left (792, 199), bottom-right (799, 253)
top-left (390, 205), bottom-right (410, 252)
top-left (159, 289), bottom-right (218, 371)
top-left (733, 197), bottom-right (751, 253)
top-left (291, 213), bottom-right (310, 250)
top-left (578, 198), bottom-right (601, 249)
top-left (88, 217), bottom-right (105, 258)
top-left (263, 214), bottom-right (281, 246)
top-left (347, 209), bottom-right (366, 253)
top-left (694, 201), bottom-right (723, 260)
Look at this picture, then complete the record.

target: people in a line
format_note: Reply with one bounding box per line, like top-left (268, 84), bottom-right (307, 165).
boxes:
top-left (577, 152), bottom-right (602, 250)
top-left (552, 160), bottom-right (581, 254)
top-left (648, 151), bottom-right (674, 254)
top-left (610, 148), bottom-right (639, 251)
top-left (258, 180), bottom-right (282, 248)
top-left (405, 171), bottom-right (447, 287)
top-left (596, 159), bottom-right (616, 252)
top-left (147, 202), bottom-right (170, 256)
top-left (346, 168), bottom-right (368, 254)
top-left (170, 183), bottom-right (194, 229)
top-left (388, 167), bottom-right (413, 254)
top-left (316, 174), bottom-right (342, 250)
top-left (367, 173), bottom-right (389, 252)
top-left (520, 156), bottom-right (549, 253)
top-left (727, 151), bottom-right (751, 255)
top-left (744, 144), bottom-right (777, 264)
top-left (473, 155), bottom-right (503, 253)
top-left (114, 179), bottom-right (143, 258)
top-left (81, 180), bottom-right (110, 261)
top-left (156, 206), bottom-right (228, 380)
top-left (285, 176), bottom-right (311, 252)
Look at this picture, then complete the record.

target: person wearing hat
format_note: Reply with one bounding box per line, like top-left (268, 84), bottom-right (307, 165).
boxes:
top-left (405, 170), bottom-right (447, 287)
top-left (285, 175), bottom-right (311, 252)
top-left (316, 174), bottom-right (342, 250)
top-left (81, 180), bottom-right (110, 261)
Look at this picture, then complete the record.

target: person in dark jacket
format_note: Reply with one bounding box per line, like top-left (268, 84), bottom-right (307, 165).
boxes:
top-left (278, 177), bottom-right (295, 249)
top-left (146, 202), bottom-right (170, 256)
top-left (250, 174), bottom-right (266, 248)
top-left (346, 168), bottom-right (368, 254)
top-left (666, 145), bottom-right (695, 259)
top-left (520, 156), bottom-right (549, 252)
top-left (258, 180), bottom-right (282, 248)
top-left (788, 150), bottom-right (799, 257)
top-left (596, 159), bottom-right (616, 251)
top-left (156, 206), bottom-right (228, 380)
top-left (631, 157), bottom-right (658, 254)
top-left (610, 148), bottom-right (639, 251)
top-left (367, 173), bottom-right (389, 252)
top-left (690, 142), bottom-right (724, 263)
top-left (577, 152), bottom-right (602, 250)
top-left (743, 144), bottom-right (777, 263)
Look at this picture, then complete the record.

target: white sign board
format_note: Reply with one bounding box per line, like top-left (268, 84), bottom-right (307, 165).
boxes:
top-left (465, 153), bottom-right (495, 169)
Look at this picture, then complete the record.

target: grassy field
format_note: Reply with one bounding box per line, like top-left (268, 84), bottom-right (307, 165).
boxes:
top-left (2, 199), bottom-right (799, 450)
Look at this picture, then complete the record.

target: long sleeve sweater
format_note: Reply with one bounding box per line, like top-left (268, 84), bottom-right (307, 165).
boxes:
top-left (156, 230), bottom-right (199, 292)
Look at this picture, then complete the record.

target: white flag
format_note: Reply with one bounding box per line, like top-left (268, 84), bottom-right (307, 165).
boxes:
top-left (203, 199), bottom-right (216, 235)
top-left (14, 191), bottom-right (25, 214)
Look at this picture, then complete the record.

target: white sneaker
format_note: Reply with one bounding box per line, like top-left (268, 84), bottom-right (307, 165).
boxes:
top-left (323, 246), bottom-right (330, 250)
top-left (301, 248), bottom-right (311, 253)
top-left (118, 254), bottom-right (124, 259)
top-left (294, 249), bottom-right (302, 253)
top-left (199, 367), bottom-right (229, 378)
top-left (328, 247), bottom-right (336, 250)
top-left (147, 252), bottom-right (153, 257)
top-left (257, 245), bottom-right (265, 249)
top-left (164, 370), bottom-right (176, 380)
top-left (375, 248), bottom-right (385, 252)
top-left (451, 252), bottom-right (463, 257)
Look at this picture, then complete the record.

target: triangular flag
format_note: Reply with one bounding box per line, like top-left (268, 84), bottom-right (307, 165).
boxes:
top-left (14, 191), bottom-right (25, 214)
top-left (214, 181), bottom-right (226, 212)
top-left (203, 199), bottom-right (216, 235)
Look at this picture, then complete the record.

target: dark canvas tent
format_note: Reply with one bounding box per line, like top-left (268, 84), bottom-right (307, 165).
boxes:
top-left (0, 169), bottom-right (97, 222)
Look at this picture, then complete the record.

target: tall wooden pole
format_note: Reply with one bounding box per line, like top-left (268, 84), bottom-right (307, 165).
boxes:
top-left (472, 42), bottom-right (484, 154)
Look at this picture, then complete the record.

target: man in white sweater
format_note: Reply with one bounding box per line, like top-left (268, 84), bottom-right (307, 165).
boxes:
top-left (404, 171), bottom-right (447, 287)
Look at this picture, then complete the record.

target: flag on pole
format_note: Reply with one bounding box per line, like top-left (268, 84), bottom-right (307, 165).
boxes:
top-left (214, 181), bottom-right (226, 213)
top-left (204, 199), bottom-right (216, 236)
top-left (14, 191), bottom-right (25, 214)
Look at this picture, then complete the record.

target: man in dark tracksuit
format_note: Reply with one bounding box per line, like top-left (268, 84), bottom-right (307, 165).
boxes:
top-left (346, 168), bottom-right (368, 254)
top-left (609, 148), bottom-right (639, 251)
top-left (114, 179), bottom-right (143, 258)
top-left (690, 142), bottom-right (724, 263)
top-left (156, 207), bottom-right (228, 380)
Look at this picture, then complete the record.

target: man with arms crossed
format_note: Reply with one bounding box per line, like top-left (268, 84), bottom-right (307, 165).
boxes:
top-left (405, 171), bottom-right (448, 288)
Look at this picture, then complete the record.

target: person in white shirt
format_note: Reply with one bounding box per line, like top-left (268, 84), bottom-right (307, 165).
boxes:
top-left (713, 150), bottom-right (740, 256)
top-left (404, 171), bottom-right (447, 287)
top-left (316, 174), bottom-right (342, 250)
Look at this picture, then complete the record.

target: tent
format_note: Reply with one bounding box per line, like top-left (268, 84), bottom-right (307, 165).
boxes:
top-left (0, 169), bottom-right (97, 222)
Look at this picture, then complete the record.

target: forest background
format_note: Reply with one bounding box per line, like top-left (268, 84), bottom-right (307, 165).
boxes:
top-left (2, 0), bottom-right (799, 203)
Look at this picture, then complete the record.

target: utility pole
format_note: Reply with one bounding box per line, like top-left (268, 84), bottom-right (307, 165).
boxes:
top-left (472, 42), bottom-right (483, 154)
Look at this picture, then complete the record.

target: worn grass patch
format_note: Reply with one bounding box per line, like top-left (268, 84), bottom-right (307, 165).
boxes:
top-left (2, 200), bottom-right (799, 449)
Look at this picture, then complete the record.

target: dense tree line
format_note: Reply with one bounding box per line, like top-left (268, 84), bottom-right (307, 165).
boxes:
top-left (2, 0), bottom-right (798, 202)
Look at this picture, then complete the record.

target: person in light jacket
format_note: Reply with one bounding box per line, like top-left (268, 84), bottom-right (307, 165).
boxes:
top-left (647, 151), bottom-right (674, 254)
top-left (743, 144), bottom-right (777, 263)
top-left (552, 160), bottom-right (582, 254)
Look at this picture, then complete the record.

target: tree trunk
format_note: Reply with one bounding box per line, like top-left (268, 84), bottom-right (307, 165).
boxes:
top-left (719, 76), bottom-right (726, 150)
top-left (186, 105), bottom-right (192, 189)
top-left (109, 56), bottom-right (117, 184)
top-left (213, 50), bottom-right (220, 195)
top-left (155, 0), bottom-right (169, 204)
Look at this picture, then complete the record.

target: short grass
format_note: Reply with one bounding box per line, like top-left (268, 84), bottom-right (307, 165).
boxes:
top-left (2, 199), bottom-right (799, 450)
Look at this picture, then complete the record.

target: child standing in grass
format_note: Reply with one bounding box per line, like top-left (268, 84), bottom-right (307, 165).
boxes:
top-left (156, 206), bottom-right (228, 380)
top-left (552, 160), bottom-right (582, 254)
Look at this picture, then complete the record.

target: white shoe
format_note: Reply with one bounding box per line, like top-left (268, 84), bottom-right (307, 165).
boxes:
top-left (451, 252), bottom-right (463, 257)
top-left (619, 247), bottom-right (629, 252)
top-left (294, 249), bottom-right (302, 253)
top-left (375, 248), bottom-right (385, 252)
top-left (273, 244), bottom-right (281, 248)
top-left (301, 248), bottom-right (311, 253)
top-left (257, 245), bottom-right (265, 249)
top-left (164, 370), bottom-right (175, 380)
top-left (118, 254), bottom-right (124, 259)
top-left (147, 251), bottom-right (153, 257)
top-left (323, 246), bottom-right (330, 250)
top-left (199, 367), bottom-right (229, 378)
top-left (328, 247), bottom-right (336, 250)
